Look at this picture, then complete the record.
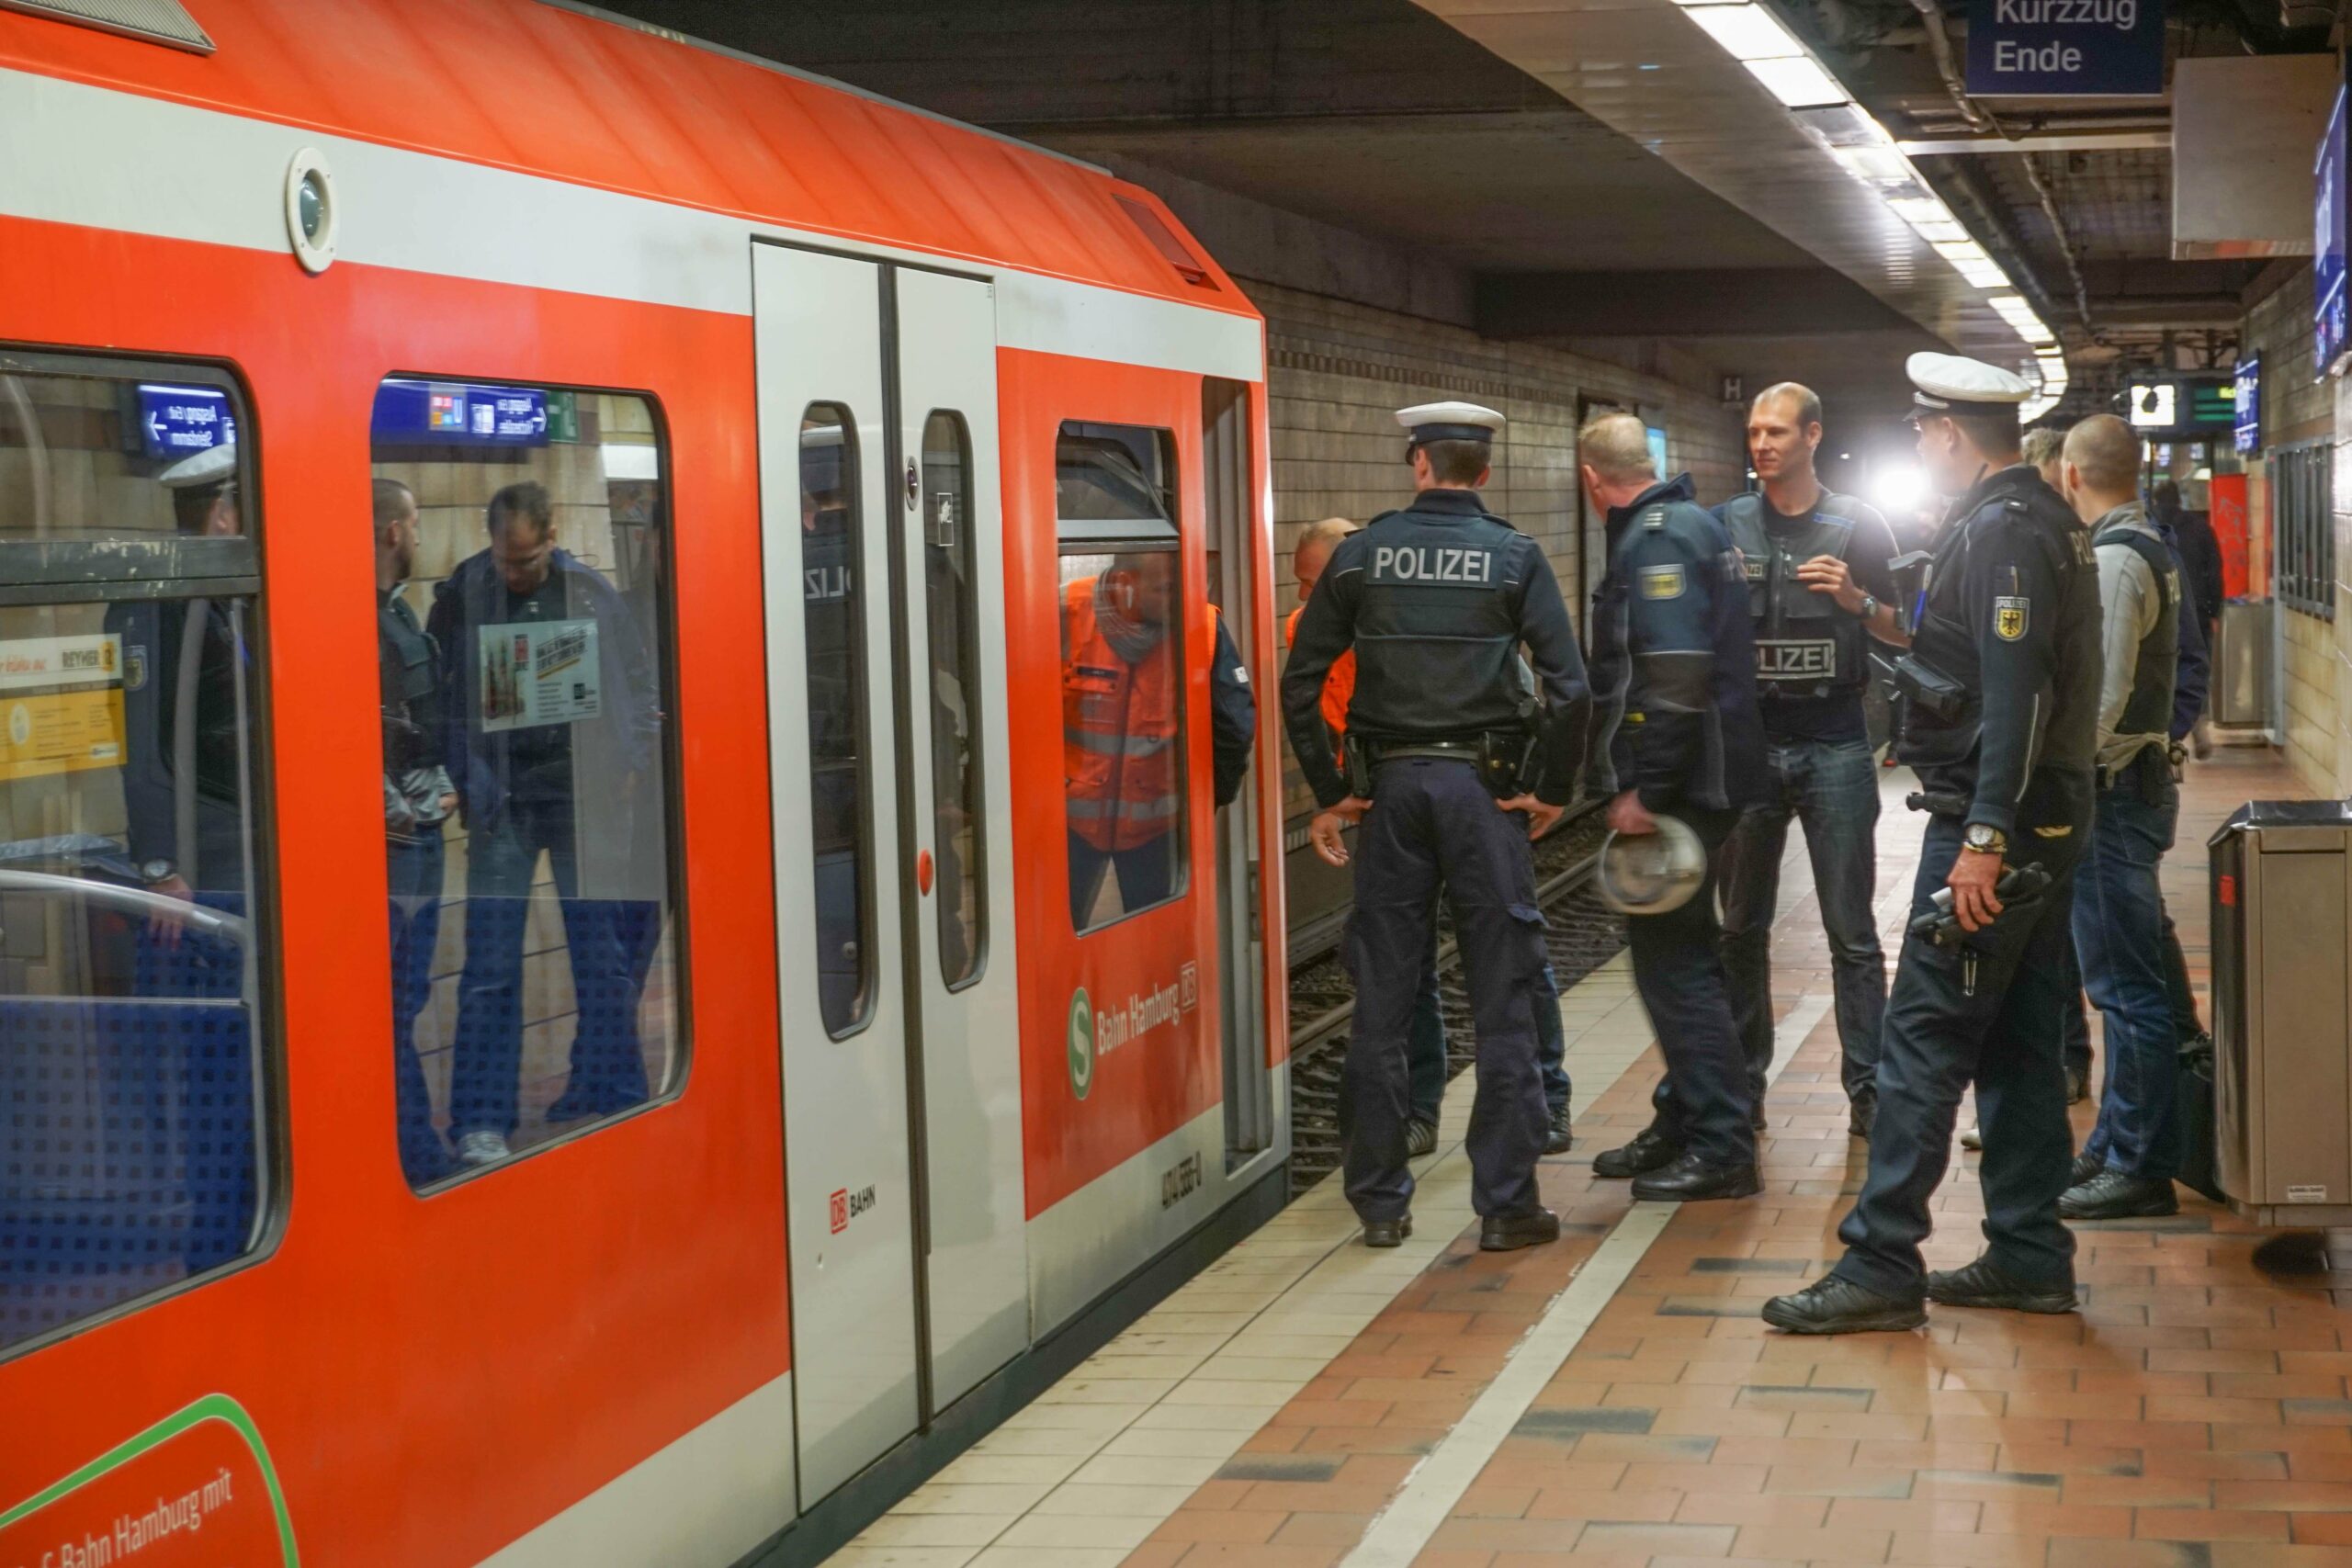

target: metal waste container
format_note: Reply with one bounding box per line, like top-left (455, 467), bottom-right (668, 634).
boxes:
top-left (2211, 800), bottom-right (2352, 1224)
top-left (2215, 598), bottom-right (2275, 728)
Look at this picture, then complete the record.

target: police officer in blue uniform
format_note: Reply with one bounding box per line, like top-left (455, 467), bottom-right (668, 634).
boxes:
top-left (1283, 401), bottom-right (1589, 1251)
top-left (1765, 354), bottom-right (2101, 1335)
top-left (1577, 412), bottom-right (1770, 1201)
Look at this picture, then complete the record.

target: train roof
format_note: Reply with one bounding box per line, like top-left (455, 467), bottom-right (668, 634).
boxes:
top-left (0, 0), bottom-right (1259, 324)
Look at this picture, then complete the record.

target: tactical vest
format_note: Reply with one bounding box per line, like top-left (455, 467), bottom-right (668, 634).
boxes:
top-left (1345, 502), bottom-right (1536, 742)
top-left (2092, 518), bottom-right (2180, 746)
top-left (1718, 491), bottom-right (1864, 699)
top-left (378, 597), bottom-right (441, 773)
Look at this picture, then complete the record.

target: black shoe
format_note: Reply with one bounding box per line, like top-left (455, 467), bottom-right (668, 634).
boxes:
top-left (1751, 1095), bottom-right (1769, 1133)
top-left (1362, 1214), bottom-right (1412, 1248)
top-left (2065, 1063), bottom-right (2090, 1104)
top-left (1543, 1107), bottom-right (1575, 1156)
top-left (1479, 1207), bottom-right (1561, 1251)
top-left (1926, 1256), bottom-right (2078, 1314)
top-left (2060, 1170), bottom-right (2179, 1221)
top-left (1631, 1151), bottom-right (1761, 1202)
top-left (1761, 1275), bottom-right (1928, 1335)
top-left (545, 1086), bottom-right (609, 1124)
top-left (1849, 1095), bottom-right (1877, 1142)
top-left (1406, 1120), bottom-right (1439, 1158)
top-left (1593, 1126), bottom-right (1682, 1179)
top-left (2070, 1150), bottom-right (2105, 1188)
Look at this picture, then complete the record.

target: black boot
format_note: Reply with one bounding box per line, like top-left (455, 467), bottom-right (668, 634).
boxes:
top-left (1849, 1094), bottom-right (1876, 1142)
top-left (1592, 1125), bottom-right (1681, 1179)
top-left (1631, 1151), bottom-right (1761, 1202)
top-left (1543, 1106), bottom-right (1575, 1156)
top-left (1761, 1275), bottom-right (1927, 1335)
top-left (1925, 1256), bottom-right (2077, 1314)
top-left (1479, 1207), bottom-right (1561, 1251)
top-left (1362, 1214), bottom-right (1413, 1248)
top-left (2060, 1171), bottom-right (2178, 1221)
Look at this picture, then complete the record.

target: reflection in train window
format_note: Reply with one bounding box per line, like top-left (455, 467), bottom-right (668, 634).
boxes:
top-left (369, 379), bottom-right (682, 1186)
top-left (922, 412), bottom-right (985, 987)
top-left (801, 403), bottom-right (874, 1035)
top-left (1057, 422), bottom-right (1185, 934)
top-left (0, 355), bottom-right (269, 1357)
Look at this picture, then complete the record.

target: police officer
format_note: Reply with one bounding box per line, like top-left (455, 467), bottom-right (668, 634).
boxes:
top-left (1764, 354), bottom-right (2100, 1335)
top-left (1578, 412), bottom-right (1770, 1201)
top-left (1283, 402), bottom-right (1589, 1250)
top-left (2057, 414), bottom-right (2186, 1221)
top-left (375, 478), bottom-right (459, 1185)
top-left (1714, 383), bottom-right (1906, 1142)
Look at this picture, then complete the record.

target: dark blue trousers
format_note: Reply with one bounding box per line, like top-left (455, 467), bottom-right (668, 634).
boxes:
top-left (1404, 918), bottom-right (1569, 1129)
top-left (2075, 773), bottom-right (2183, 1181)
top-left (1831, 772), bottom-right (2089, 1299)
top-left (1629, 807), bottom-right (1756, 1168)
top-left (1342, 759), bottom-right (1548, 1223)
top-left (388, 831), bottom-right (452, 1183)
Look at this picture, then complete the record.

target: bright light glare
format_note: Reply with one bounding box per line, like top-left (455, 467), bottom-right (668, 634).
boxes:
top-left (1888, 197), bottom-right (1957, 227)
top-left (1743, 55), bottom-right (1847, 107)
top-left (1835, 143), bottom-right (1913, 183)
top-left (1869, 463), bottom-right (1928, 513)
top-left (1907, 219), bottom-right (1970, 244)
top-left (1934, 240), bottom-right (1991, 265)
top-left (1683, 3), bottom-right (1803, 59)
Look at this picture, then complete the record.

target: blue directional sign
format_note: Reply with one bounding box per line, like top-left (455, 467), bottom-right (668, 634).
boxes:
top-left (136, 384), bottom-right (236, 461)
top-left (1965, 0), bottom-right (2165, 97)
top-left (2319, 86), bottom-right (2349, 380)
top-left (371, 379), bottom-right (550, 447)
top-left (2235, 356), bottom-right (2262, 454)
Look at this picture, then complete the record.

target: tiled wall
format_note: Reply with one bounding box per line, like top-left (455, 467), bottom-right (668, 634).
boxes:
top-left (1246, 280), bottom-right (1746, 818)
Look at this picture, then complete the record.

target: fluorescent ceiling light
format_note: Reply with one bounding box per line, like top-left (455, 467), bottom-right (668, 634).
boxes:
top-left (1835, 143), bottom-right (1912, 183)
top-left (1888, 197), bottom-right (1957, 227)
top-left (1743, 55), bottom-right (1847, 107)
top-left (1907, 219), bottom-right (1970, 244)
top-left (1935, 240), bottom-right (1991, 265)
top-left (1954, 259), bottom-right (2009, 288)
top-left (1682, 3), bottom-right (1803, 59)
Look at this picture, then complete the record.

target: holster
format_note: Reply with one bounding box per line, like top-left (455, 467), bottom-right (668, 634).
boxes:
top-left (1476, 729), bottom-right (1539, 801)
top-left (1890, 652), bottom-right (1968, 723)
top-left (1905, 789), bottom-right (1971, 818)
top-left (1341, 731), bottom-right (1374, 799)
top-left (1907, 862), bottom-right (2054, 950)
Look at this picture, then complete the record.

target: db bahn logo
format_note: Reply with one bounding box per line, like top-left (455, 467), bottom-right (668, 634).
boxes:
top-left (829, 1185), bottom-right (876, 1235)
top-left (1067, 987), bottom-right (1095, 1100)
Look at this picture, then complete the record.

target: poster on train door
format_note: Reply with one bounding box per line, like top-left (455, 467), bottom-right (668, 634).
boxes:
top-left (478, 619), bottom-right (602, 732)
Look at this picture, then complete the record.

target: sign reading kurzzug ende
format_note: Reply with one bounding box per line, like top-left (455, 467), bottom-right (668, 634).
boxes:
top-left (1966, 0), bottom-right (2165, 97)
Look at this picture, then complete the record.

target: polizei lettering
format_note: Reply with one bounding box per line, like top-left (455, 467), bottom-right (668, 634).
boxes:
top-left (1371, 545), bottom-right (1494, 585)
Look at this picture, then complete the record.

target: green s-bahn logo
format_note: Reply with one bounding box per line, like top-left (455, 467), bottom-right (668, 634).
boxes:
top-left (1067, 987), bottom-right (1095, 1100)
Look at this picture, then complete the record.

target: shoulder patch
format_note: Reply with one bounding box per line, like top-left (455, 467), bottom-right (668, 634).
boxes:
top-left (1993, 595), bottom-right (2029, 642)
top-left (1639, 564), bottom-right (1686, 600)
top-left (1642, 507), bottom-right (1667, 531)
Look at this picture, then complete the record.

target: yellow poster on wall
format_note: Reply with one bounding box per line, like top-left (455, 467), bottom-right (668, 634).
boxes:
top-left (0, 688), bottom-right (126, 780)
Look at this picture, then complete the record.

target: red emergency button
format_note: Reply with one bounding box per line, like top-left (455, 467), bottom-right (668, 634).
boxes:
top-left (917, 850), bottom-right (934, 895)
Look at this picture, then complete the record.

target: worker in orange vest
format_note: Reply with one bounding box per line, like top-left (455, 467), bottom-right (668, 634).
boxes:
top-left (1290, 518), bottom-right (1574, 1161)
top-left (1063, 549), bottom-right (1252, 928)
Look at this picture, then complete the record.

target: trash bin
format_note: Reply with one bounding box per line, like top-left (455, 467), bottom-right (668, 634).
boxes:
top-left (2211, 800), bottom-right (2352, 1224)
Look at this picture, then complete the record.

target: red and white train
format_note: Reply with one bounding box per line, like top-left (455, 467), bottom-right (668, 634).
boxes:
top-left (0, 2), bottom-right (1287, 1563)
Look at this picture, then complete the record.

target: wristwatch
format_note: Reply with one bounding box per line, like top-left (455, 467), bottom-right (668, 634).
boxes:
top-left (140, 858), bottom-right (176, 885)
top-left (1961, 824), bottom-right (2007, 857)
top-left (1858, 593), bottom-right (1879, 621)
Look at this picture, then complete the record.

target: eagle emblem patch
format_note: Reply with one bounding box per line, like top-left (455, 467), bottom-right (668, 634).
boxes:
top-left (1993, 595), bottom-right (2029, 642)
top-left (1639, 565), bottom-right (1686, 600)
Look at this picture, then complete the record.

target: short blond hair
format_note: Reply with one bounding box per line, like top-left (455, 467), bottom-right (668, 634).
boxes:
top-left (2063, 414), bottom-right (2142, 497)
top-left (2019, 427), bottom-right (2064, 473)
top-left (1295, 517), bottom-right (1356, 563)
top-left (1578, 412), bottom-right (1656, 485)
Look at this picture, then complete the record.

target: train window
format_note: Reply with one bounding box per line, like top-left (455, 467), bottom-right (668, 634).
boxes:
top-left (800, 403), bottom-right (875, 1036)
top-left (922, 411), bottom-right (985, 987)
top-left (0, 355), bottom-right (270, 1357)
top-left (1057, 423), bottom-right (1186, 933)
top-left (368, 379), bottom-right (682, 1186)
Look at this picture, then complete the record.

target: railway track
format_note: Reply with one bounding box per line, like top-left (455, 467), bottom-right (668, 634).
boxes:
top-left (1283, 802), bottom-right (1629, 1190)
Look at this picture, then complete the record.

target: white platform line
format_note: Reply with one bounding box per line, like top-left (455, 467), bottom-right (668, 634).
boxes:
top-left (1340, 988), bottom-right (1836, 1568)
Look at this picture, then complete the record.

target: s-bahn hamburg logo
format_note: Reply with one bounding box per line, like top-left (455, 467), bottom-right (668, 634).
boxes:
top-left (1068, 987), bottom-right (1096, 1100)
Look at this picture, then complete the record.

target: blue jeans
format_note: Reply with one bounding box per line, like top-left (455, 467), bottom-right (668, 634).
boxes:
top-left (388, 831), bottom-right (452, 1182)
top-left (1719, 738), bottom-right (1887, 1104)
top-left (2075, 769), bottom-right (2183, 1181)
top-left (450, 795), bottom-right (651, 1141)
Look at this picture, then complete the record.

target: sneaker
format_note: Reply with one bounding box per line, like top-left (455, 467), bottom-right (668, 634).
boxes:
top-left (1406, 1120), bottom-right (1438, 1158)
top-left (2060, 1170), bottom-right (2179, 1221)
top-left (1761, 1275), bottom-right (1928, 1336)
top-left (1593, 1126), bottom-right (1682, 1179)
top-left (1543, 1106), bottom-right (1575, 1156)
top-left (1926, 1256), bottom-right (2078, 1314)
top-left (1961, 1124), bottom-right (1983, 1151)
top-left (455, 1129), bottom-right (512, 1168)
top-left (2070, 1149), bottom-right (2105, 1188)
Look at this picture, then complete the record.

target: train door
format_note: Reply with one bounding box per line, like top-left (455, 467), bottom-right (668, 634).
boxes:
top-left (752, 243), bottom-right (1023, 1508)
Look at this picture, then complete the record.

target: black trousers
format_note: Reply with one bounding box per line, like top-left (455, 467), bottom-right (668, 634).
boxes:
top-left (1342, 759), bottom-right (1548, 1223)
top-left (1831, 771), bottom-right (2089, 1299)
top-left (1627, 807), bottom-right (1756, 1169)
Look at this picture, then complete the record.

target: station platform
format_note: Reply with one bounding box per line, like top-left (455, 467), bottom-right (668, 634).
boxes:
top-left (834, 747), bottom-right (2324, 1568)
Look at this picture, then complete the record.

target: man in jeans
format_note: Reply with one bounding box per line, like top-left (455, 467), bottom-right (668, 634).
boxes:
top-left (1715, 385), bottom-right (1907, 1144)
top-left (2059, 416), bottom-right (2187, 1220)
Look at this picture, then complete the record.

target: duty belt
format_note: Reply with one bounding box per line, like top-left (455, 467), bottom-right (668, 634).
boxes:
top-left (1368, 739), bottom-right (1481, 762)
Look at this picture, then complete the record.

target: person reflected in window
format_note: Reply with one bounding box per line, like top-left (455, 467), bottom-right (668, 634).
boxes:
top-left (802, 433), bottom-right (865, 1027)
top-left (430, 481), bottom-right (661, 1168)
top-left (1063, 549), bottom-right (1189, 927)
top-left (375, 479), bottom-right (458, 1184)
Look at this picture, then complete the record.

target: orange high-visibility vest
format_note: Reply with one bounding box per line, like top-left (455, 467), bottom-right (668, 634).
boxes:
top-left (1063, 577), bottom-right (1184, 852)
top-left (1284, 604), bottom-right (1355, 739)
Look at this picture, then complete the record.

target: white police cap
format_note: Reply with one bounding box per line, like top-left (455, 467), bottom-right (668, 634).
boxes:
top-left (1396, 400), bottom-right (1504, 446)
top-left (157, 442), bottom-right (236, 491)
top-left (1905, 352), bottom-right (2032, 417)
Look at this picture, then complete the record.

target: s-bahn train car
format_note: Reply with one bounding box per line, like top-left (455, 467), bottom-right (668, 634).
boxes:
top-left (0, 2), bottom-right (1287, 1562)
